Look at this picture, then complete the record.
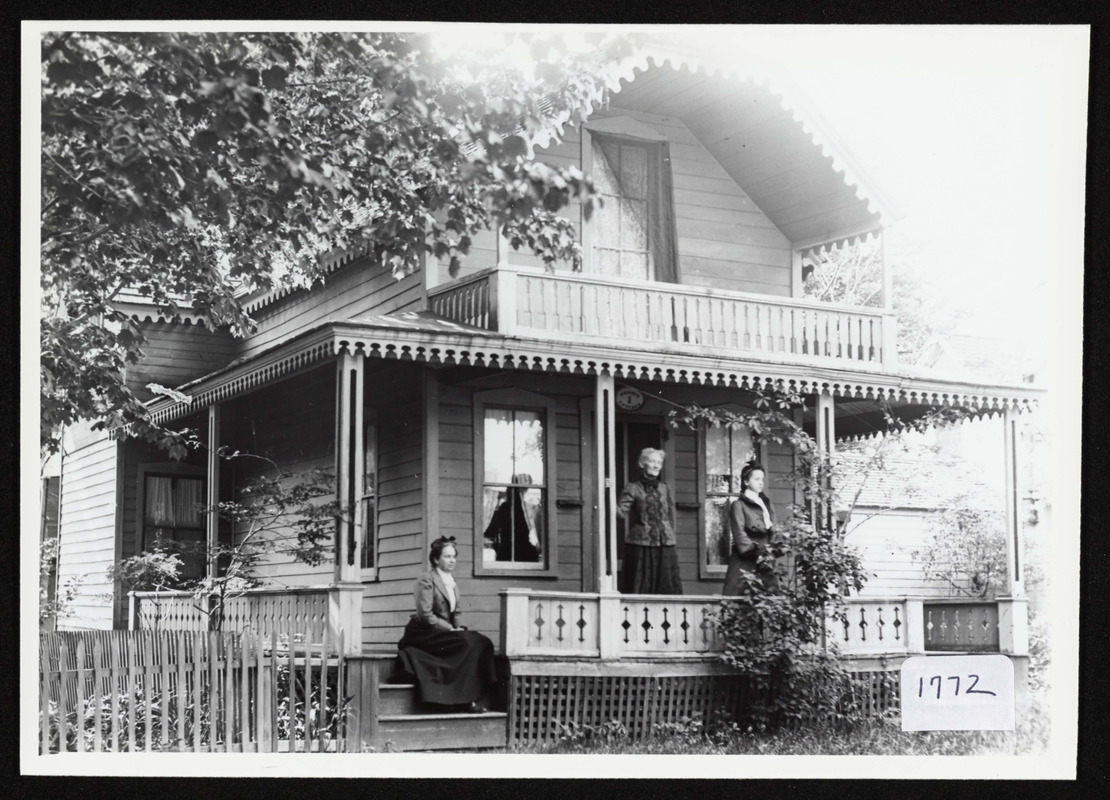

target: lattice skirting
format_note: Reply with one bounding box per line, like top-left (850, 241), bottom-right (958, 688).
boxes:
top-left (508, 668), bottom-right (901, 743)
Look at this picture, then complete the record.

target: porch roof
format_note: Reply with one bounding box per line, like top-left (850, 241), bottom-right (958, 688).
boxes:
top-left (142, 309), bottom-right (1042, 427)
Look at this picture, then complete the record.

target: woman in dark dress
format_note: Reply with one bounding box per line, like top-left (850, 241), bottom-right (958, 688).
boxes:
top-left (616, 447), bottom-right (683, 595)
top-left (391, 537), bottom-right (498, 711)
top-left (481, 473), bottom-right (542, 563)
top-left (722, 461), bottom-right (782, 595)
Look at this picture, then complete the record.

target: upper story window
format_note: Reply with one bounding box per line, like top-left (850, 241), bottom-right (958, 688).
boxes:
top-left (142, 471), bottom-right (206, 580)
top-left (699, 417), bottom-right (762, 576)
top-left (473, 388), bottom-right (557, 575)
top-left (587, 127), bottom-right (679, 284)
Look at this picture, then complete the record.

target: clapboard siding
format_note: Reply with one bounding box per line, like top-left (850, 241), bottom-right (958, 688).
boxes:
top-left (124, 321), bottom-right (237, 399)
top-left (56, 425), bottom-right (120, 630)
top-left (846, 508), bottom-right (953, 598)
top-left (236, 256), bottom-right (423, 361)
top-left (359, 365), bottom-right (427, 648)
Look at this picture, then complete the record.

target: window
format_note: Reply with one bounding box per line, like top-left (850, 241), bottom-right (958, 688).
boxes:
top-left (700, 421), bottom-right (760, 574)
top-left (473, 389), bottom-right (557, 575)
top-left (360, 418), bottom-right (378, 574)
top-left (588, 130), bottom-right (679, 283)
top-left (142, 471), bottom-right (206, 580)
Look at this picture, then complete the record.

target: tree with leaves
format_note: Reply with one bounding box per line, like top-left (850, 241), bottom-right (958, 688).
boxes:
top-left (41, 30), bottom-right (633, 456)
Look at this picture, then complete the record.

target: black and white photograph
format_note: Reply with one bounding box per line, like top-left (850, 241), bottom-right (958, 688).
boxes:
top-left (22, 23), bottom-right (1085, 778)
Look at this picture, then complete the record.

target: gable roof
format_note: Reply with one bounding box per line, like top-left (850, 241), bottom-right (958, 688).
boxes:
top-left (532, 34), bottom-right (902, 250)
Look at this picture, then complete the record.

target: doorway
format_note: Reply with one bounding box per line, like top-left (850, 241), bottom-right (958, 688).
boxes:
top-left (615, 417), bottom-right (666, 590)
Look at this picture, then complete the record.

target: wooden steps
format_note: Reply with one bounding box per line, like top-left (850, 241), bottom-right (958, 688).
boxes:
top-left (358, 655), bottom-right (508, 751)
top-left (375, 709), bottom-right (509, 752)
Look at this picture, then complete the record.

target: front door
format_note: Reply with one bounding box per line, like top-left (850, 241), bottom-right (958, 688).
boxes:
top-left (615, 417), bottom-right (665, 590)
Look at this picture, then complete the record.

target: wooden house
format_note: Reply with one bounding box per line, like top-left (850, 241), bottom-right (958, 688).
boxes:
top-left (51, 45), bottom-right (1043, 749)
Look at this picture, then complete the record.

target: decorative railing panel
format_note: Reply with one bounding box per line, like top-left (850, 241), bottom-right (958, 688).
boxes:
top-left (503, 591), bottom-right (1013, 660)
top-left (131, 587), bottom-right (331, 640)
top-left (429, 267), bottom-right (896, 370)
top-left (426, 272), bottom-right (492, 329)
top-left (613, 595), bottom-right (722, 656)
top-left (522, 593), bottom-right (601, 656)
top-left (922, 601), bottom-right (1001, 652)
top-left (830, 598), bottom-right (910, 655)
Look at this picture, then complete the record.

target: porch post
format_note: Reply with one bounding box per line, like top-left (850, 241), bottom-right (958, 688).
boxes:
top-left (998, 406), bottom-right (1029, 657)
top-left (1002, 407), bottom-right (1025, 597)
top-left (206, 404), bottom-right (220, 580)
top-left (333, 349), bottom-right (365, 654)
top-left (595, 374), bottom-right (618, 592)
top-left (814, 392), bottom-right (836, 531)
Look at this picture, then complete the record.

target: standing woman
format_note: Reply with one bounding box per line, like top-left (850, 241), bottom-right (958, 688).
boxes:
top-left (391, 537), bottom-right (498, 711)
top-left (723, 461), bottom-right (781, 594)
top-left (617, 447), bottom-right (683, 595)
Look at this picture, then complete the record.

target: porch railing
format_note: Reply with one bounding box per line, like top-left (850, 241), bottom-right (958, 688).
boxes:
top-left (502, 591), bottom-right (1017, 660)
top-left (130, 586), bottom-right (340, 643)
top-left (429, 266), bottom-right (898, 370)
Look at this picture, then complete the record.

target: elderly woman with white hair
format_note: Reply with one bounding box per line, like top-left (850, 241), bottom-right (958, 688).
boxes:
top-left (616, 447), bottom-right (683, 595)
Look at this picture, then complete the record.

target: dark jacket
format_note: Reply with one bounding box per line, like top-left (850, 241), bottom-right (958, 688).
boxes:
top-left (728, 491), bottom-right (776, 557)
top-left (410, 569), bottom-right (462, 632)
top-left (617, 478), bottom-right (677, 546)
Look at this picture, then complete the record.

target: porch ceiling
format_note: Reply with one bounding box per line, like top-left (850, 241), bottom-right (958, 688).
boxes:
top-left (140, 311), bottom-right (1042, 428)
top-left (605, 57), bottom-right (897, 248)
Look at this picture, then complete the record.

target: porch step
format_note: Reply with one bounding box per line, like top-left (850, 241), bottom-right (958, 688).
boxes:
top-left (379, 683), bottom-right (420, 716)
top-left (374, 711), bottom-right (508, 752)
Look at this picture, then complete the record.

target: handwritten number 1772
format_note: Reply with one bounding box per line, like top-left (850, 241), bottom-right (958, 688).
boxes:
top-left (917, 674), bottom-right (996, 699)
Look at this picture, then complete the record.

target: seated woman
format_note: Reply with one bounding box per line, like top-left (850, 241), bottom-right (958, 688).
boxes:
top-left (390, 537), bottom-right (499, 711)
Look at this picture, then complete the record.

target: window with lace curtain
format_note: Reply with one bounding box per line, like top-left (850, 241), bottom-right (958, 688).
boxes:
top-left (473, 388), bottom-right (557, 576)
top-left (589, 131), bottom-right (679, 283)
top-left (698, 414), bottom-right (763, 576)
top-left (142, 472), bottom-right (206, 579)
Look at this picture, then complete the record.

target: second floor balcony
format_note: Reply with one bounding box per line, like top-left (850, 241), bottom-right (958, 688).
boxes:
top-left (428, 265), bottom-right (899, 372)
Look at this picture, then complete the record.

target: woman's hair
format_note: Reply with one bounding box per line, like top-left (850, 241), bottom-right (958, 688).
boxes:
top-left (637, 447), bottom-right (666, 469)
top-left (740, 461), bottom-right (766, 490)
top-left (428, 536), bottom-right (458, 566)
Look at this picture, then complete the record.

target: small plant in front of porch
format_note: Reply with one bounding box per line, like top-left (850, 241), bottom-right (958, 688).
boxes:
top-left (911, 500), bottom-right (1007, 598)
top-left (109, 466), bottom-right (340, 631)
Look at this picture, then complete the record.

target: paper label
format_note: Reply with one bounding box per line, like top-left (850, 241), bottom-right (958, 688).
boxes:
top-left (900, 654), bottom-right (1016, 731)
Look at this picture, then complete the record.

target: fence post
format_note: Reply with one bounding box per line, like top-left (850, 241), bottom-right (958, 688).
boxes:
top-left (328, 583), bottom-right (363, 656)
top-left (996, 597), bottom-right (1029, 655)
top-left (495, 268), bottom-right (517, 335)
top-left (500, 589), bottom-right (532, 656)
top-left (598, 591), bottom-right (621, 660)
top-left (904, 599), bottom-right (925, 653)
top-left (881, 314), bottom-right (898, 368)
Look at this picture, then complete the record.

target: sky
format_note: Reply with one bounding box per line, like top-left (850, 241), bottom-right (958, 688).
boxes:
top-left (682, 26), bottom-right (1089, 367)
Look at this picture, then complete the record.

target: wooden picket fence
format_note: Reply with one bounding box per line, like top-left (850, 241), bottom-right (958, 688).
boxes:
top-left (39, 629), bottom-right (348, 753)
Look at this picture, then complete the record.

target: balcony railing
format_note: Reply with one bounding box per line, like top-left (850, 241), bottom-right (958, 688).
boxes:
top-left (502, 590), bottom-right (1022, 660)
top-left (429, 266), bottom-right (898, 370)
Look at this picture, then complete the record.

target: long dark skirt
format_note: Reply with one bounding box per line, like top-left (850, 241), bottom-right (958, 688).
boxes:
top-left (621, 544), bottom-right (683, 594)
top-left (390, 620), bottom-right (498, 705)
top-left (722, 550), bottom-right (780, 595)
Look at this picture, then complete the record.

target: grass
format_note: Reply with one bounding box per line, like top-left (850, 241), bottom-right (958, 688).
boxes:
top-left (502, 721), bottom-right (1044, 756)
top-left (493, 693), bottom-right (1051, 756)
